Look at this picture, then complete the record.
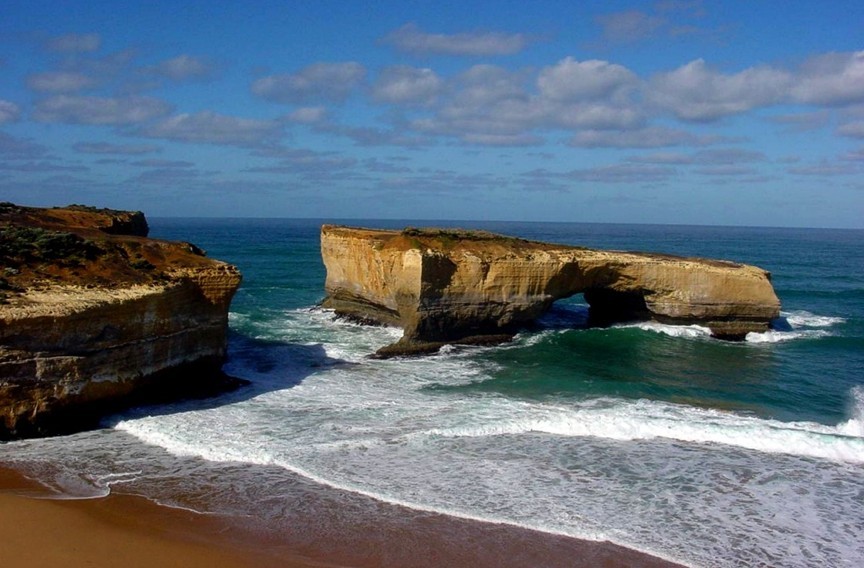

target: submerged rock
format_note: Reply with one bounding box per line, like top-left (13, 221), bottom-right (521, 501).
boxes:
top-left (0, 204), bottom-right (242, 439)
top-left (321, 225), bottom-right (781, 357)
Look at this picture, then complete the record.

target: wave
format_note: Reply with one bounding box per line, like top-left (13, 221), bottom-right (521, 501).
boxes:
top-left (613, 309), bottom-right (845, 344)
top-left (839, 386), bottom-right (864, 438)
top-left (412, 395), bottom-right (864, 464)
top-left (745, 309), bottom-right (845, 343)
top-left (782, 310), bottom-right (846, 328)
top-left (617, 321), bottom-right (712, 338)
top-left (114, 416), bottom-right (619, 545)
top-left (745, 329), bottom-right (831, 343)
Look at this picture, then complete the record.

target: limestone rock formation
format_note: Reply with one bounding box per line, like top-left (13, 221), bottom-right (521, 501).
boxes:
top-left (321, 225), bottom-right (781, 357)
top-left (0, 203), bottom-right (241, 438)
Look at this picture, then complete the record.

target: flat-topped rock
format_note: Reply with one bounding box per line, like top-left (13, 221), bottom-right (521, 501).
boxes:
top-left (320, 225), bottom-right (781, 356)
top-left (0, 203), bottom-right (242, 439)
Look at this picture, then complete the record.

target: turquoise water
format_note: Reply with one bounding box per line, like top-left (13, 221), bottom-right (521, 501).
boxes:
top-left (2, 219), bottom-right (863, 567)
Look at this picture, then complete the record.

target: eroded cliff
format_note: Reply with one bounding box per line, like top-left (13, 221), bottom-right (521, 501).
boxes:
top-left (0, 203), bottom-right (241, 438)
top-left (321, 225), bottom-right (781, 356)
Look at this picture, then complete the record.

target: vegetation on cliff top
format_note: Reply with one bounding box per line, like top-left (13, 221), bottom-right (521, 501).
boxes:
top-left (0, 203), bottom-right (217, 297)
top-left (0, 225), bottom-right (103, 265)
top-left (399, 226), bottom-right (586, 252)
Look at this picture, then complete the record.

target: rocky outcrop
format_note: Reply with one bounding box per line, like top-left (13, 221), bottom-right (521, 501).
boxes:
top-left (0, 204), bottom-right (241, 439)
top-left (321, 226), bottom-right (781, 356)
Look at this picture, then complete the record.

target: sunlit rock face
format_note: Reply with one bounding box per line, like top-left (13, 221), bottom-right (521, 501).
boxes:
top-left (0, 204), bottom-right (241, 438)
top-left (321, 225), bottom-right (780, 357)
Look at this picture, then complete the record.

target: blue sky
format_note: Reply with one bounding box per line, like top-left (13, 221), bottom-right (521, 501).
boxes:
top-left (1, 1), bottom-right (862, 227)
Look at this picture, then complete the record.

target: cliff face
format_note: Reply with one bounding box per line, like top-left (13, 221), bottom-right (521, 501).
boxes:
top-left (321, 225), bottom-right (781, 356)
top-left (0, 204), bottom-right (241, 438)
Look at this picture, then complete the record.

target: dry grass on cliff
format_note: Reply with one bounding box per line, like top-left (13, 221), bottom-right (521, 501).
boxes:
top-left (0, 204), bottom-right (216, 303)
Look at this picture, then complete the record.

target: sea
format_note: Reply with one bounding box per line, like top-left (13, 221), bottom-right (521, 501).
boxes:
top-left (2, 219), bottom-right (863, 567)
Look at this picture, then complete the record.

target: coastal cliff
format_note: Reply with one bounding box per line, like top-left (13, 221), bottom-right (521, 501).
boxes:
top-left (321, 225), bottom-right (781, 356)
top-left (0, 204), bottom-right (241, 439)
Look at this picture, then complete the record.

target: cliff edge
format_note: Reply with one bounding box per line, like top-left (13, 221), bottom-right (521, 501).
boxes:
top-left (321, 225), bottom-right (781, 357)
top-left (0, 203), bottom-right (241, 439)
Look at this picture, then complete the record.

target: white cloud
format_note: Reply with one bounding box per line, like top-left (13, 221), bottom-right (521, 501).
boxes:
top-left (648, 59), bottom-right (791, 121)
top-left (0, 161), bottom-right (89, 173)
top-left (788, 161), bottom-right (862, 176)
top-left (33, 95), bottom-right (173, 125)
top-left (129, 167), bottom-right (203, 185)
top-left (837, 120), bottom-right (864, 139)
top-left (316, 123), bottom-right (430, 147)
top-left (767, 111), bottom-right (830, 131)
top-left (569, 127), bottom-right (722, 148)
top-left (381, 23), bottom-right (529, 56)
top-left (692, 148), bottom-right (765, 164)
top-left (557, 103), bottom-right (644, 130)
top-left (131, 159), bottom-right (194, 168)
top-left (45, 33), bottom-right (101, 53)
top-left (372, 66), bottom-right (443, 105)
top-left (243, 150), bottom-right (357, 178)
top-left (401, 62), bottom-right (645, 145)
top-left (538, 57), bottom-right (637, 101)
top-left (251, 62), bottom-right (365, 104)
top-left (146, 55), bottom-right (214, 82)
top-left (73, 142), bottom-right (161, 155)
top-left (461, 133), bottom-right (543, 146)
top-left (566, 163), bottom-right (676, 183)
top-left (624, 151), bottom-right (694, 164)
top-left (792, 51), bottom-right (864, 106)
top-left (138, 111), bottom-right (283, 146)
top-left (694, 165), bottom-right (759, 176)
top-left (840, 148), bottom-right (864, 161)
top-left (0, 100), bottom-right (21, 123)
top-left (0, 132), bottom-right (48, 158)
top-left (26, 71), bottom-right (97, 93)
top-left (451, 64), bottom-right (528, 108)
top-left (647, 52), bottom-right (864, 123)
top-left (286, 107), bottom-right (327, 124)
top-left (628, 148), bottom-right (765, 164)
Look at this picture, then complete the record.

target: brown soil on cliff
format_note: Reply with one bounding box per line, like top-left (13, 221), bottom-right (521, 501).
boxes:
top-left (324, 224), bottom-right (740, 267)
top-left (0, 203), bottom-right (216, 298)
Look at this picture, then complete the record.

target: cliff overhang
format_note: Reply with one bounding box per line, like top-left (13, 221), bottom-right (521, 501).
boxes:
top-left (0, 203), bottom-right (242, 439)
top-left (320, 225), bottom-right (781, 357)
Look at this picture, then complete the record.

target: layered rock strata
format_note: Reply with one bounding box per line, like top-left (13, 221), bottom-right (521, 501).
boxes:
top-left (321, 225), bottom-right (781, 357)
top-left (0, 204), bottom-right (241, 438)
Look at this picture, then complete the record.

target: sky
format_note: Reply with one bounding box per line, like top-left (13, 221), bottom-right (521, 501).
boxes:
top-left (1, 1), bottom-right (862, 228)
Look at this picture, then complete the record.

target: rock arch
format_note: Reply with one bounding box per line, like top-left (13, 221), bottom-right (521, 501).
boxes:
top-left (321, 226), bottom-right (781, 356)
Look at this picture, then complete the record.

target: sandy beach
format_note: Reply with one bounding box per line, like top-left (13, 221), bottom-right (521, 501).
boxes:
top-left (0, 464), bottom-right (683, 568)
top-left (0, 467), bottom-right (330, 568)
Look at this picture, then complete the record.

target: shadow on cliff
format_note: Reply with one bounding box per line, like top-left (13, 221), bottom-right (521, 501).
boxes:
top-left (101, 331), bottom-right (352, 425)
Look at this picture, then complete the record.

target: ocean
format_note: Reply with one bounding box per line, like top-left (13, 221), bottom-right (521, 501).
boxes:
top-left (2, 219), bottom-right (863, 567)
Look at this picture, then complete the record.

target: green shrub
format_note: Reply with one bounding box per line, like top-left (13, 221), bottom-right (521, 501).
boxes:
top-left (0, 225), bottom-right (103, 264)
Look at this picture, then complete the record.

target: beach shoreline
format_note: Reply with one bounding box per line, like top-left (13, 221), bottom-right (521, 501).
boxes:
top-left (0, 463), bottom-right (684, 568)
top-left (0, 465), bottom-right (331, 567)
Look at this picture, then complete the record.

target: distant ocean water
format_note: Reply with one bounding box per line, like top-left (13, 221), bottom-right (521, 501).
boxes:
top-left (2, 219), bottom-right (863, 567)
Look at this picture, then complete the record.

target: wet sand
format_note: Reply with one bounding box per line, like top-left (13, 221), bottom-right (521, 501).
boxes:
top-left (0, 464), bottom-right (685, 568)
top-left (0, 467), bottom-right (332, 568)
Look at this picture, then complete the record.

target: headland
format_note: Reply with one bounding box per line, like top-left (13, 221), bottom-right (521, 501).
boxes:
top-left (0, 203), bottom-right (242, 439)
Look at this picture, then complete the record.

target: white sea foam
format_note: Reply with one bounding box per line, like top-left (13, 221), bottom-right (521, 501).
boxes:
top-left (114, 414), bottom-right (616, 545)
top-left (109, 304), bottom-right (864, 568)
top-left (116, 377), bottom-right (864, 567)
top-left (782, 310), bottom-right (846, 328)
top-left (745, 309), bottom-right (845, 343)
top-left (616, 309), bottom-right (844, 344)
top-left (745, 329), bottom-right (831, 343)
top-left (414, 398), bottom-right (864, 463)
top-left (618, 321), bottom-right (713, 338)
top-left (838, 386), bottom-right (864, 438)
